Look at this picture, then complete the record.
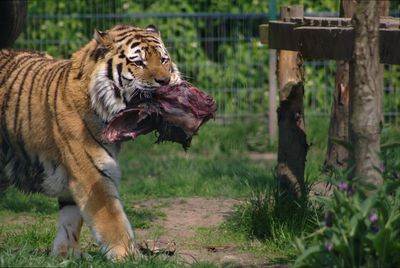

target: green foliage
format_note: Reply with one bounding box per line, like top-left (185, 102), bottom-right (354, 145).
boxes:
top-left (294, 174), bottom-right (400, 267)
top-left (14, 0), bottom-right (400, 118)
top-left (381, 124), bottom-right (400, 180)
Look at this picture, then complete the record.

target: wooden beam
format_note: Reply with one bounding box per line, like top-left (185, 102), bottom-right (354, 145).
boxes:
top-left (380, 29), bottom-right (400, 64)
top-left (266, 18), bottom-right (400, 64)
top-left (296, 26), bottom-right (353, 60)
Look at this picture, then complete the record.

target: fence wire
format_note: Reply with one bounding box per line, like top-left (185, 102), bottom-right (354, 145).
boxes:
top-left (11, 0), bottom-right (400, 122)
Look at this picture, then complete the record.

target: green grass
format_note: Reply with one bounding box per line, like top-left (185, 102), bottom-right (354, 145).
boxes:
top-left (0, 120), bottom-right (277, 267)
top-left (118, 121), bottom-right (276, 199)
top-left (1, 118), bottom-right (398, 267)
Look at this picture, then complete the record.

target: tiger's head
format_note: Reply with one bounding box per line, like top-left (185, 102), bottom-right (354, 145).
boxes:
top-left (86, 24), bottom-right (181, 123)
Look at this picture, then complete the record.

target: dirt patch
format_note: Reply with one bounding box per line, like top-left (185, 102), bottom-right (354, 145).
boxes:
top-left (0, 214), bottom-right (36, 225)
top-left (132, 197), bottom-right (273, 267)
top-left (248, 152), bottom-right (277, 162)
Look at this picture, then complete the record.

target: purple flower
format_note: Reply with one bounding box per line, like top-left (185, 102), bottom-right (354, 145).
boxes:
top-left (379, 163), bottom-right (385, 173)
top-left (337, 181), bottom-right (354, 196)
top-left (338, 181), bottom-right (348, 192)
top-left (369, 212), bottom-right (378, 223)
top-left (324, 241), bottom-right (333, 252)
top-left (324, 211), bottom-right (334, 228)
top-left (369, 211), bottom-right (379, 233)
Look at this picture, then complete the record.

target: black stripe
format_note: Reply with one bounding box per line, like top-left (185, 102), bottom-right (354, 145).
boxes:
top-left (13, 59), bottom-right (45, 133)
top-left (83, 120), bottom-right (113, 158)
top-left (72, 232), bottom-right (78, 242)
top-left (0, 55), bottom-right (33, 87)
top-left (85, 151), bottom-right (114, 183)
top-left (90, 46), bottom-right (109, 62)
top-left (74, 49), bottom-right (89, 80)
top-left (52, 99), bottom-right (83, 168)
top-left (53, 64), bottom-right (70, 116)
top-left (114, 25), bottom-right (132, 31)
top-left (1, 59), bottom-right (33, 138)
top-left (0, 52), bottom-right (16, 71)
top-left (58, 199), bottom-right (76, 209)
top-left (130, 41), bottom-right (141, 48)
top-left (115, 32), bottom-right (133, 42)
top-left (116, 63), bottom-right (123, 87)
top-left (106, 59), bottom-right (113, 80)
top-left (125, 37), bottom-right (134, 46)
top-left (118, 50), bottom-right (125, 59)
top-left (52, 104), bottom-right (80, 166)
top-left (39, 63), bottom-right (60, 100)
top-left (63, 225), bottom-right (70, 240)
top-left (45, 62), bottom-right (68, 106)
top-left (27, 60), bottom-right (51, 129)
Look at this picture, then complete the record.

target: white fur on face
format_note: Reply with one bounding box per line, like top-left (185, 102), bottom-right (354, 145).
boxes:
top-left (89, 64), bottom-right (127, 123)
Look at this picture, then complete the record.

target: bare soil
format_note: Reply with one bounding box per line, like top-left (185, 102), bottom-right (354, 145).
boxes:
top-left (133, 197), bottom-right (279, 267)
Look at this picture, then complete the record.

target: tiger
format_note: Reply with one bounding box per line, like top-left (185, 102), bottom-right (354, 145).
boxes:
top-left (0, 24), bottom-right (181, 259)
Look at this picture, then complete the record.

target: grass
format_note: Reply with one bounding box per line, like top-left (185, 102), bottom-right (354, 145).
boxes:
top-left (0, 120), bottom-right (277, 267)
top-left (1, 117), bottom-right (397, 267)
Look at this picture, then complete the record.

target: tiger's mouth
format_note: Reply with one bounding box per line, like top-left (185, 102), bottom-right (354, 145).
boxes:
top-left (103, 81), bottom-right (216, 150)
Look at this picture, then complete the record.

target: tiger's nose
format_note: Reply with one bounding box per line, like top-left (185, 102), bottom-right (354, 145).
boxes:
top-left (155, 77), bottom-right (171, 86)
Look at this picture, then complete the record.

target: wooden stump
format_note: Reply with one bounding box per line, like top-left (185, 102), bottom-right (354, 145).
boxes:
top-left (276, 6), bottom-right (308, 198)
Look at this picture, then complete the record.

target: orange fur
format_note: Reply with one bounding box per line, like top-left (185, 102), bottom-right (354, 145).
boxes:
top-left (0, 24), bottom-right (180, 259)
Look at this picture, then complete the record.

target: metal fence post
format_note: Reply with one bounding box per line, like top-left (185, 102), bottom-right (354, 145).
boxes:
top-left (268, 0), bottom-right (278, 142)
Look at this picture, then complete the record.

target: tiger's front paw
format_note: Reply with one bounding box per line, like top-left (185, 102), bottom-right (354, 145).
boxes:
top-left (102, 244), bottom-right (142, 261)
top-left (51, 243), bottom-right (91, 259)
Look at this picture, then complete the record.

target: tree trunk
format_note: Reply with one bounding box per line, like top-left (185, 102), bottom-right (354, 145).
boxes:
top-left (349, 0), bottom-right (382, 186)
top-left (324, 0), bottom-right (353, 170)
top-left (277, 6), bottom-right (307, 198)
top-left (325, 0), bottom-right (389, 171)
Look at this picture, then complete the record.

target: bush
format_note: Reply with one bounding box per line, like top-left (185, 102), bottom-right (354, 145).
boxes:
top-left (226, 179), bottom-right (319, 248)
top-left (294, 175), bottom-right (400, 268)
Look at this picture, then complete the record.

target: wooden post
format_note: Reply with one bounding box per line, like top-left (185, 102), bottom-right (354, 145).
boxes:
top-left (349, 0), bottom-right (382, 186)
top-left (276, 5), bottom-right (307, 198)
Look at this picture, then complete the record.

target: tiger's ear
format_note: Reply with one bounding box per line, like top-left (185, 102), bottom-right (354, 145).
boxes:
top-left (93, 29), bottom-right (112, 46)
top-left (146, 25), bottom-right (160, 36)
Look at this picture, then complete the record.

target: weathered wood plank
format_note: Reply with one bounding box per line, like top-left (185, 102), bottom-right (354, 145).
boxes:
top-left (296, 26), bottom-right (354, 60)
top-left (266, 22), bottom-right (400, 64)
top-left (380, 29), bottom-right (400, 64)
top-left (286, 16), bottom-right (399, 28)
top-left (268, 21), bottom-right (298, 51)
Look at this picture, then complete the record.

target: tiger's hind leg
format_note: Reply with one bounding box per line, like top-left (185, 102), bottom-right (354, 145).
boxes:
top-left (51, 199), bottom-right (85, 258)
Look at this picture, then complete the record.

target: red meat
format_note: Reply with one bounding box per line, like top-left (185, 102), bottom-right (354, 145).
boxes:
top-left (103, 81), bottom-right (217, 150)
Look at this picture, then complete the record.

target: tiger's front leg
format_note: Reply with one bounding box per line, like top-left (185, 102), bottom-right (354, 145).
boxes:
top-left (52, 199), bottom-right (84, 258)
top-left (63, 146), bottom-right (138, 260)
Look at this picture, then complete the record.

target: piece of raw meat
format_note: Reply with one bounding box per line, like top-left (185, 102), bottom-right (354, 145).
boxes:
top-left (103, 81), bottom-right (217, 149)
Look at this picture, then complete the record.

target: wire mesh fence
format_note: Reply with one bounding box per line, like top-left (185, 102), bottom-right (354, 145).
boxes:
top-left (12, 0), bottom-right (400, 122)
